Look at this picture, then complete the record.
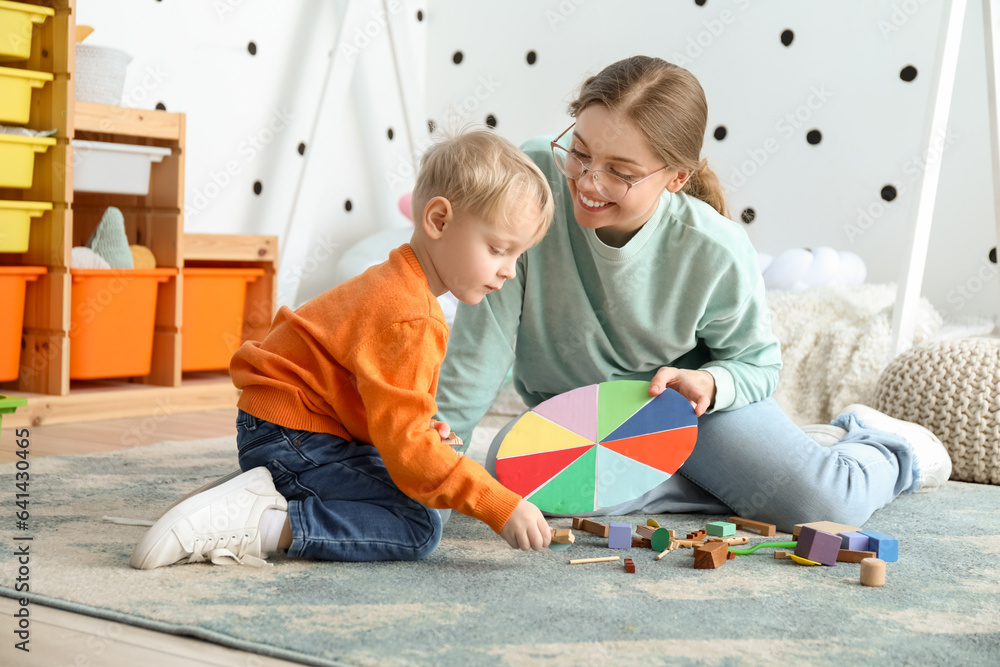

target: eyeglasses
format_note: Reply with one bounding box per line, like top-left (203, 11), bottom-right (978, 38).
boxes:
top-left (550, 123), bottom-right (669, 203)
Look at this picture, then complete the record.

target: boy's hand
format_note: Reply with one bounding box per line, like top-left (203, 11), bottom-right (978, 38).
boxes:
top-left (429, 419), bottom-right (463, 449)
top-left (649, 367), bottom-right (716, 417)
top-left (499, 500), bottom-right (551, 551)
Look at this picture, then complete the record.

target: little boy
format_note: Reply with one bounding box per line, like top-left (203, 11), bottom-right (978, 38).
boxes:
top-left (131, 129), bottom-right (555, 568)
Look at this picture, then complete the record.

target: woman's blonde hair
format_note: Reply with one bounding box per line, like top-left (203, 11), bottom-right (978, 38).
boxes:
top-left (568, 55), bottom-right (729, 219)
top-left (412, 128), bottom-right (554, 244)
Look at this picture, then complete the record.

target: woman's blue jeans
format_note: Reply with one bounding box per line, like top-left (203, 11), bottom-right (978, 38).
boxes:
top-left (236, 410), bottom-right (443, 561)
top-left (486, 398), bottom-right (917, 533)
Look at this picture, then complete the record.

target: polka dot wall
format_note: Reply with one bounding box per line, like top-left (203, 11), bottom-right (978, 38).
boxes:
top-left (74, 0), bottom-right (997, 316)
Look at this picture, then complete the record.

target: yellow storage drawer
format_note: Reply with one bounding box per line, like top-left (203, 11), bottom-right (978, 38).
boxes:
top-left (0, 200), bottom-right (52, 252)
top-left (0, 65), bottom-right (53, 124)
top-left (0, 0), bottom-right (53, 62)
top-left (0, 133), bottom-right (56, 188)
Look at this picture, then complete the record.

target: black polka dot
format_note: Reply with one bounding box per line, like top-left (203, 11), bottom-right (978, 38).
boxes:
top-left (781, 30), bottom-right (794, 46)
top-left (253, 181), bottom-right (262, 195)
top-left (990, 247), bottom-right (997, 264)
top-left (740, 207), bottom-right (756, 224)
top-left (247, 42), bottom-right (257, 56)
top-left (713, 126), bottom-right (727, 141)
top-left (428, 119), bottom-right (436, 133)
top-left (900, 65), bottom-right (918, 82)
top-left (695, 0), bottom-right (707, 5)
top-left (806, 129), bottom-right (822, 145)
top-left (485, 115), bottom-right (497, 128)
top-left (387, 128), bottom-right (394, 141)
top-left (881, 185), bottom-right (897, 202)
top-left (416, 9), bottom-right (424, 21)
top-left (41, 49), bottom-right (48, 58)
top-left (526, 50), bottom-right (537, 65)
top-left (155, 102), bottom-right (167, 111)
top-left (452, 51), bottom-right (463, 65)
top-left (344, 199), bottom-right (353, 212)
top-left (297, 142), bottom-right (306, 156)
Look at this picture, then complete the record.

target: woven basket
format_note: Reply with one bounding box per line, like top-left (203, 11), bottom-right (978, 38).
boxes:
top-left (75, 44), bottom-right (131, 106)
top-left (872, 338), bottom-right (1000, 484)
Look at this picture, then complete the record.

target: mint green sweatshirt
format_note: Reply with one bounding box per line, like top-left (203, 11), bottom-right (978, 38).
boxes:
top-left (436, 135), bottom-right (782, 445)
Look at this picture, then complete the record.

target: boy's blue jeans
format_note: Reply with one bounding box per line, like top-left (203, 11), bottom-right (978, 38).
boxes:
top-left (235, 410), bottom-right (443, 561)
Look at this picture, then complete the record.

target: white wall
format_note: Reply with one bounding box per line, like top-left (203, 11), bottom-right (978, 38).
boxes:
top-left (78, 0), bottom-right (998, 320)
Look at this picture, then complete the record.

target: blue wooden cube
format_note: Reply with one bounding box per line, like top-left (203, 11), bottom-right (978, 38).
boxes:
top-left (794, 526), bottom-right (841, 566)
top-left (706, 521), bottom-right (736, 537)
top-left (859, 530), bottom-right (898, 562)
top-left (608, 522), bottom-right (632, 549)
top-left (838, 531), bottom-right (870, 551)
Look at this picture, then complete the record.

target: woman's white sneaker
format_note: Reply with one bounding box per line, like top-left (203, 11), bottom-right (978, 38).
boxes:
top-left (802, 424), bottom-right (848, 446)
top-left (130, 466), bottom-right (287, 569)
top-left (839, 404), bottom-right (952, 491)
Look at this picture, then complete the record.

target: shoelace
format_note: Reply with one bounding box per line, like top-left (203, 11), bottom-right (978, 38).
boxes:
top-left (182, 532), bottom-right (268, 567)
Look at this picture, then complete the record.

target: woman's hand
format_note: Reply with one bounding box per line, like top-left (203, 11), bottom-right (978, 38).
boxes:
top-left (649, 367), bottom-right (716, 417)
top-left (499, 500), bottom-right (551, 551)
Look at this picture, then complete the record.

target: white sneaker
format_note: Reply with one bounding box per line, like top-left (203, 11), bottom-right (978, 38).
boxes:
top-left (839, 404), bottom-right (952, 491)
top-left (802, 424), bottom-right (848, 446)
top-left (130, 467), bottom-right (287, 569)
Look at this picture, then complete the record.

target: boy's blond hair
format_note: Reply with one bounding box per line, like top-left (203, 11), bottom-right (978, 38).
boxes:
top-left (411, 128), bottom-right (554, 245)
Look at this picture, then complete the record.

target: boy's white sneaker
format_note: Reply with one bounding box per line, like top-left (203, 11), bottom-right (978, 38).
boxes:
top-left (130, 467), bottom-right (287, 570)
top-left (802, 424), bottom-right (848, 446)
top-left (839, 404), bottom-right (953, 492)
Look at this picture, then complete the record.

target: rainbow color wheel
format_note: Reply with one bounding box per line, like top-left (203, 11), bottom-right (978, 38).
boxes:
top-left (495, 381), bottom-right (698, 513)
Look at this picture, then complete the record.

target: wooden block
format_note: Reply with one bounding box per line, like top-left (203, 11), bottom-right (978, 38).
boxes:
top-left (569, 556), bottom-right (620, 565)
top-left (859, 530), bottom-right (898, 562)
top-left (706, 521), bottom-right (735, 537)
top-left (624, 558), bottom-right (635, 573)
top-left (837, 549), bottom-right (877, 563)
top-left (686, 529), bottom-right (707, 540)
top-left (655, 548), bottom-right (671, 560)
top-left (794, 526), bottom-right (841, 566)
top-left (706, 536), bottom-right (749, 546)
top-left (726, 550), bottom-right (736, 560)
top-left (838, 531), bottom-right (870, 552)
top-left (631, 536), bottom-right (651, 549)
top-left (860, 557), bottom-right (886, 587)
top-left (792, 521), bottom-right (859, 539)
top-left (650, 527), bottom-right (673, 552)
top-left (693, 541), bottom-right (729, 569)
top-left (672, 538), bottom-right (705, 549)
top-left (574, 518), bottom-right (610, 538)
top-left (441, 432), bottom-right (463, 448)
top-left (551, 528), bottom-right (575, 545)
top-left (608, 522), bottom-right (632, 549)
top-left (729, 516), bottom-right (777, 537)
top-left (774, 550), bottom-right (792, 559)
top-left (635, 525), bottom-right (656, 539)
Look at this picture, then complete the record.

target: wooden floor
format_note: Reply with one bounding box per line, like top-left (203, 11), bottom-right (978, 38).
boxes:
top-left (0, 409), bottom-right (308, 666)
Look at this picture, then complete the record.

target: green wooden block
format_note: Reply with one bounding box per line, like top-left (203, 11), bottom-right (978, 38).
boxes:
top-left (0, 395), bottom-right (27, 430)
top-left (650, 527), bottom-right (672, 552)
top-left (706, 521), bottom-right (735, 537)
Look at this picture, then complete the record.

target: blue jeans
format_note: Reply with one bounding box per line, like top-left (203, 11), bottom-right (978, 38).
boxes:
top-left (485, 398), bottom-right (916, 533)
top-left (235, 410), bottom-right (442, 561)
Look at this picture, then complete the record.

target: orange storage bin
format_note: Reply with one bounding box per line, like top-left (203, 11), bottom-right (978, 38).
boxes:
top-left (0, 265), bottom-right (45, 381)
top-left (69, 268), bottom-right (177, 379)
top-left (181, 267), bottom-right (264, 371)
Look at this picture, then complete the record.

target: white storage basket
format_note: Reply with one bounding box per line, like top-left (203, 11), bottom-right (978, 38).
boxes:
top-left (72, 140), bottom-right (172, 195)
top-left (75, 43), bottom-right (131, 105)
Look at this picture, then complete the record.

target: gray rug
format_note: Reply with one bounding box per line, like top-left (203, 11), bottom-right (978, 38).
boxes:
top-left (2, 433), bottom-right (999, 666)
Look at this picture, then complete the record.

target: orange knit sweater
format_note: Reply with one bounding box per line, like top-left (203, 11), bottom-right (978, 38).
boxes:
top-left (230, 244), bottom-right (521, 533)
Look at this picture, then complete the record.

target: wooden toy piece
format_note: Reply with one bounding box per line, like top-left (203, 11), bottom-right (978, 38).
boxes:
top-left (705, 521), bottom-right (736, 537)
top-left (440, 432), bottom-right (463, 448)
top-left (794, 526), bottom-right (841, 566)
top-left (837, 549), bottom-right (877, 563)
top-left (551, 528), bottom-right (575, 544)
top-left (858, 530), bottom-right (898, 562)
top-left (569, 556), bottom-right (620, 565)
top-left (635, 525), bottom-right (656, 539)
top-left (573, 518), bottom-right (610, 538)
top-left (608, 522), bottom-right (632, 549)
top-left (726, 550), bottom-right (736, 560)
top-left (646, 518), bottom-right (660, 528)
top-left (838, 531), bottom-right (870, 551)
top-left (774, 550), bottom-right (792, 559)
top-left (693, 541), bottom-right (728, 569)
top-left (624, 557), bottom-right (636, 573)
top-left (729, 516), bottom-right (777, 537)
top-left (650, 527), bottom-right (673, 552)
top-left (706, 536), bottom-right (749, 546)
top-left (631, 536), bottom-right (652, 549)
top-left (686, 529), bottom-right (707, 540)
top-left (729, 541), bottom-right (797, 556)
top-left (655, 548), bottom-right (672, 560)
top-left (860, 557), bottom-right (886, 587)
top-left (790, 554), bottom-right (821, 566)
top-left (792, 520), bottom-right (859, 539)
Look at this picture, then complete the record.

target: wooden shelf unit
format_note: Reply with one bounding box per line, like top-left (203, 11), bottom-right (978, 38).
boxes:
top-left (0, 1), bottom-right (278, 427)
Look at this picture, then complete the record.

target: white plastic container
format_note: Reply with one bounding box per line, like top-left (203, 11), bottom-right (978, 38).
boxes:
top-left (75, 43), bottom-right (131, 105)
top-left (72, 140), bottom-right (171, 195)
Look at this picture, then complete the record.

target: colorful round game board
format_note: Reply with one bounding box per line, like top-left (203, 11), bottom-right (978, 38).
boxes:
top-left (495, 381), bottom-right (698, 513)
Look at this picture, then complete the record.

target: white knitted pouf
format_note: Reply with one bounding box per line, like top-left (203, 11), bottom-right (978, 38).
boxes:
top-left (872, 338), bottom-right (1000, 485)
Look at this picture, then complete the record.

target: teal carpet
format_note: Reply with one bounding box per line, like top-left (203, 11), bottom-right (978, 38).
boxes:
top-left (1, 435), bottom-right (998, 666)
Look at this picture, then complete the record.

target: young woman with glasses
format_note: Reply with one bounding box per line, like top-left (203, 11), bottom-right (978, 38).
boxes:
top-left (434, 55), bottom-right (951, 532)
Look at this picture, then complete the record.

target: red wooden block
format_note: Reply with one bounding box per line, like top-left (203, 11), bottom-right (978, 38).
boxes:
top-left (624, 558), bottom-right (636, 573)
